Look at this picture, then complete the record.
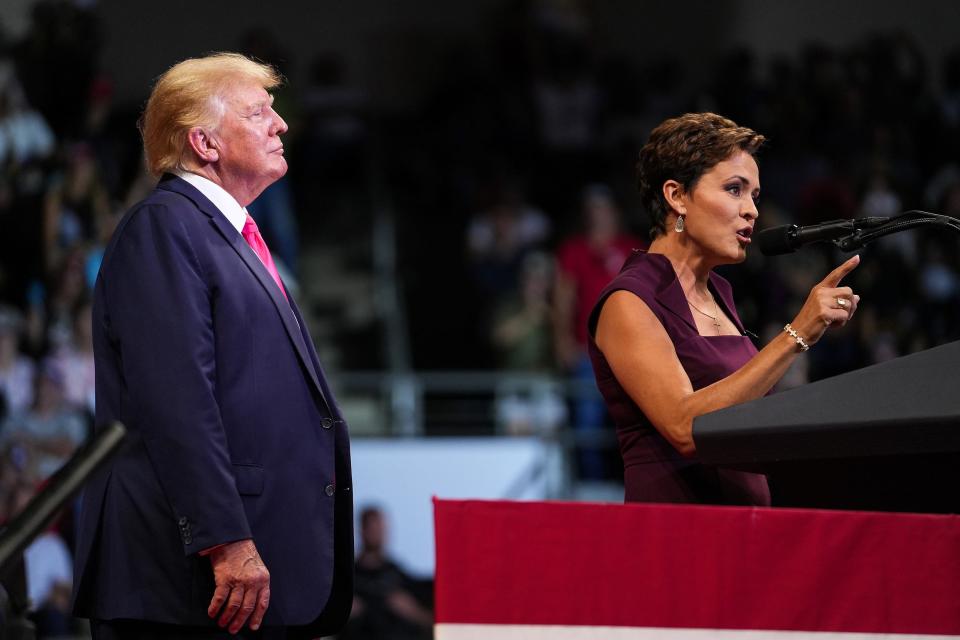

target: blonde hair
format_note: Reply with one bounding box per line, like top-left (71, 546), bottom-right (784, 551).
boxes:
top-left (140, 52), bottom-right (282, 176)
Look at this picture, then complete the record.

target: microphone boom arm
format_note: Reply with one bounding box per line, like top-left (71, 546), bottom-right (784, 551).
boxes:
top-left (0, 421), bottom-right (126, 573)
top-left (834, 210), bottom-right (960, 252)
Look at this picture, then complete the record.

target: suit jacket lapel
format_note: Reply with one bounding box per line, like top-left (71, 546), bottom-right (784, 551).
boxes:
top-left (648, 254), bottom-right (699, 333)
top-left (158, 175), bottom-right (328, 402)
top-left (288, 295), bottom-right (338, 417)
top-left (644, 252), bottom-right (747, 336)
top-left (709, 273), bottom-right (746, 335)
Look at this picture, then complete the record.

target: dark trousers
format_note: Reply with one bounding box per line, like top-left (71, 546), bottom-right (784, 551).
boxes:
top-left (90, 619), bottom-right (316, 640)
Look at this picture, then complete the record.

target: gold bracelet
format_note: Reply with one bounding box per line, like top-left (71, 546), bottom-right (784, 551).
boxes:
top-left (783, 323), bottom-right (810, 352)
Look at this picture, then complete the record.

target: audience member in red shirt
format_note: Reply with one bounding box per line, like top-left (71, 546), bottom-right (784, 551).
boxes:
top-left (554, 184), bottom-right (646, 480)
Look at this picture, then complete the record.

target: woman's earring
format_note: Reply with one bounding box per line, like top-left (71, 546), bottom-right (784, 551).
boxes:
top-left (674, 215), bottom-right (685, 233)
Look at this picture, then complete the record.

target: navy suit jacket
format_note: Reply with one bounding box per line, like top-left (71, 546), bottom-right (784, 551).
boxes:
top-left (72, 175), bottom-right (353, 633)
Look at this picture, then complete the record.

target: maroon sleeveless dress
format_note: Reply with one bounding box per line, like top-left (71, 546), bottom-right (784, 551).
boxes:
top-left (587, 250), bottom-right (771, 505)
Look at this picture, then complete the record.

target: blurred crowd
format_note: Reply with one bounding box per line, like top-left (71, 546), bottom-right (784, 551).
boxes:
top-left (0, 3), bottom-right (111, 634)
top-left (391, 3), bottom-right (960, 467)
top-left (1, 0), bottom-right (960, 636)
top-left (340, 506), bottom-right (433, 640)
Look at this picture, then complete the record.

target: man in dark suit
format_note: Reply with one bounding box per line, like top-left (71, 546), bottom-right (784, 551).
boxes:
top-left (71, 52), bottom-right (353, 639)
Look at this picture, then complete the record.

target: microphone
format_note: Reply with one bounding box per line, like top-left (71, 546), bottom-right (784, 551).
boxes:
top-left (757, 217), bottom-right (889, 256)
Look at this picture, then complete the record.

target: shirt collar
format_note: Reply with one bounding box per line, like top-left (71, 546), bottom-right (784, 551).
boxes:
top-left (175, 170), bottom-right (247, 234)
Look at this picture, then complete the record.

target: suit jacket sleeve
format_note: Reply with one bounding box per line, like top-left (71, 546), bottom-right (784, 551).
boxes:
top-left (100, 200), bottom-right (251, 555)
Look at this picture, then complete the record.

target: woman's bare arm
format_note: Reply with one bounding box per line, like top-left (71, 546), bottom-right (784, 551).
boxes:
top-left (595, 255), bottom-right (860, 456)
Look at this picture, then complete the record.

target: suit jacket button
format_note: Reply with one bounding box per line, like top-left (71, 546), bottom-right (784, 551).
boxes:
top-left (321, 417), bottom-right (334, 429)
top-left (324, 484), bottom-right (335, 496)
top-left (183, 536), bottom-right (192, 545)
top-left (178, 516), bottom-right (188, 526)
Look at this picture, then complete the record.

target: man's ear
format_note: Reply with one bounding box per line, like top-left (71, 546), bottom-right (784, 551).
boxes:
top-left (662, 179), bottom-right (686, 215)
top-left (186, 127), bottom-right (219, 164)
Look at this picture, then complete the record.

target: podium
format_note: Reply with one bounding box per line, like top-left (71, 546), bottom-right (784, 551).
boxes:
top-left (694, 340), bottom-right (960, 513)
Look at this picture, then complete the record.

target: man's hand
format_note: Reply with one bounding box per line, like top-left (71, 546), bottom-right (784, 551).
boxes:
top-left (207, 539), bottom-right (270, 634)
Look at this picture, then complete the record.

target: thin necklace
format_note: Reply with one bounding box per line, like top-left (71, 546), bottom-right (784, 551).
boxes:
top-left (687, 294), bottom-right (722, 334)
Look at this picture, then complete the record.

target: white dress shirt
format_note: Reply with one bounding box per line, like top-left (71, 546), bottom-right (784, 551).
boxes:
top-left (174, 170), bottom-right (297, 319)
top-left (175, 170), bottom-right (247, 234)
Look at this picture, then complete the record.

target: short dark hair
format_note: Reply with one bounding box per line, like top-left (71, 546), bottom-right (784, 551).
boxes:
top-left (637, 113), bottom-right (765, 237)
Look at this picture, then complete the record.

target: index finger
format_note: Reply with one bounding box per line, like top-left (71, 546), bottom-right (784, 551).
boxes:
top-left (821, 254), bottom-right (860, 287)
top-left (208, 584), bottom-right (230, 618)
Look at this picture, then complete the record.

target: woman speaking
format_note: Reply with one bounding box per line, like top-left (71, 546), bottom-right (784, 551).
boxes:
top-left (588, 113), bottom-right (860, 505)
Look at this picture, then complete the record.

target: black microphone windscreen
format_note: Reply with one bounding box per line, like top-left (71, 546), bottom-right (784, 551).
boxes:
top-left (757, 225), bottom-right (796, 256)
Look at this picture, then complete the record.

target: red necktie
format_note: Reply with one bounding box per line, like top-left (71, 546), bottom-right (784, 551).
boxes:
top-left (242, 213), bottom-right (287, 299)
